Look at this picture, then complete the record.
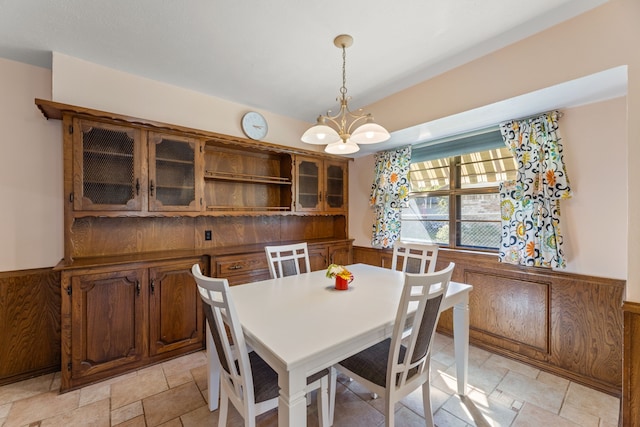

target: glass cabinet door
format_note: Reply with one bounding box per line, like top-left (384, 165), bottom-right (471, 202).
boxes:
top-left (324, 160), bottom-right (347, 212)
top-left (295, 157), bottom-right (322, 211)
top-left (148, 133), bottom-right (202, 212)
top-left (295, 156), bottom-right (348, 212)
top-left (74, 119), bottom-right (143, 211)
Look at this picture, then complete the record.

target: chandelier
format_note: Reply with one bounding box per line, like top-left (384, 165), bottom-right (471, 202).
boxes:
top-left (301, 34), bottom-right (390, 155)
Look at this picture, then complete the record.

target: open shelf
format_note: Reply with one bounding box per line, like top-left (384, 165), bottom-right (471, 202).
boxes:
top-left (203, 140), bottom-right (293, 212)
top-left (204, 170), bottom-right (291, 185)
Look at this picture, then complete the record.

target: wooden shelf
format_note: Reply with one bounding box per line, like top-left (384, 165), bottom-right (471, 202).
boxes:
top-left (84, 150), bottom-right (134, 158)
top-left (156, 157), bottom-right (194, 165)
top-left (206, 205), bottom-right (291, 212)
top-left (204, 170), bottom-right (291, 185)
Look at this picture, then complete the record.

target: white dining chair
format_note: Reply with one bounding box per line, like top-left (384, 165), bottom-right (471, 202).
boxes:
top-left (192, 264), bottom-right (331, 427)
top-left (264, 242), bottom-right (311, 278)
top-left (332, 262), bottom-right (455, 427)
top-left (391, 242), bottom-right (439, 274)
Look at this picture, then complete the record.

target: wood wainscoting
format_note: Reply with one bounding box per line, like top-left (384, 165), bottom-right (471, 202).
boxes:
top-left (354, 246), bottom-right (625, 397)
top-left (0, 268), bottom-right (61, 386)
top-left (623, 301), bottom-right (640, 426)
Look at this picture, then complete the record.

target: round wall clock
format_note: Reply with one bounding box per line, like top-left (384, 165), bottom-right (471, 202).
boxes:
top-left (241, 111), bottom-right (268, 140)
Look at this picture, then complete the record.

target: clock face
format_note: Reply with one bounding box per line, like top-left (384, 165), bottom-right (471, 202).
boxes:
top-left (241, 112), bottom-right (268, 140)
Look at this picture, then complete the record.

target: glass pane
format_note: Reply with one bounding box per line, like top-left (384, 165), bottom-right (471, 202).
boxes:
top-left (458, 194), bottom-right (501, 249)
top-left (459, 147), bottom-right (517, 189)
top-left (298, 160), bottom-right (319, 208)
top-left (326, 164), bottom-right (344, 208)
top-left (408, 158), bottom-right (449, 191)
top-left (400, 220), bottom-right (449, 245)
top-left (400, 196), bottom-right (449, 244)
top-left (459, 221), bottom-right (501, 249)
top-left (154, 138), bottom-right (195, 206)
top-left (83, 127), bottom-right (135, 205)
top-left (459, 193), bottom-right (500, 220)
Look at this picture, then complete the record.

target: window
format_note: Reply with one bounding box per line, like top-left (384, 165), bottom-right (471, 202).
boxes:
top-left (400, 130), bottom-right (517, 250)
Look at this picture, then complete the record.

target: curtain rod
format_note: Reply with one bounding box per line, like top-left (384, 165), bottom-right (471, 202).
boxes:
top-left (506, 110), bottom-right (564, 123)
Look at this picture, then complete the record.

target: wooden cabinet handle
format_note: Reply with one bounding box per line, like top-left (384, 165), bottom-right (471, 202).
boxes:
top-left (136, 179), bottom-right (140, 195)
top-left (136, 280), bottom-right (141, 296)
top-left (150, 180), bottom-right (155, 196)
top-left (150, 279), bottom-right (155, 294)
top-left (229, 264), bottom-right (243, 270)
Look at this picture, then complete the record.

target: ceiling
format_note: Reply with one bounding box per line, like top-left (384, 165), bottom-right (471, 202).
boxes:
top-left (0, 0), bottom-right (618, 155)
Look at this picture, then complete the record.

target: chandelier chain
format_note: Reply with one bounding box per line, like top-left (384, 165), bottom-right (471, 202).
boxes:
top-left (340, 45), bottom-right (347, 98)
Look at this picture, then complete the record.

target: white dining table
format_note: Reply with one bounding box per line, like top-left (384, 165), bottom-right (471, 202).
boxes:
top-left (205, 263), bottom-right (472, 427)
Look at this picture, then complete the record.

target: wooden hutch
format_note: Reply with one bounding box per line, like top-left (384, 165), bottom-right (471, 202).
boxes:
top-left (36, 99), bottom-right (352, 391)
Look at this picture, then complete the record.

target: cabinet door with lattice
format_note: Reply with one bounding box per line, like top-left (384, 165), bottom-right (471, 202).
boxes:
top-left (72, 118), bottom-right (144, 211)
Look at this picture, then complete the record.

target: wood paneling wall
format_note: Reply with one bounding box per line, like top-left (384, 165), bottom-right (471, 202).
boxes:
top-left (0, 268), bottom-right (61, 385)
top-left (623, 301), bottom-right (640, 426)
top-left (354, 246), bottom-right (625, 396)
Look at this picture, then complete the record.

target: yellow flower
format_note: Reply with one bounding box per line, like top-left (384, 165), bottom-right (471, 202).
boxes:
top-left (326, 264), bottom-right (353, 280)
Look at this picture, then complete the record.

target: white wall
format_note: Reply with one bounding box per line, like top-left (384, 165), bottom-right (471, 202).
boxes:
top-left (0, 57), bottom-right (62, 271)
top-left (349, 97), bottom-right (628, 281)
top-left (351, 0), bottom-right (639, 299)
top-left (52, 53), bottom-right (317, 152)
top-left (560, 98), bottom-right (627, 279)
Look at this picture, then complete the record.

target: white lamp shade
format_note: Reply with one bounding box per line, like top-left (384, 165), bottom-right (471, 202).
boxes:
top-left (301, 124), bottom-right (341, 145)
top-left (324, 140), bottom-right (360, 155)
top-left (350, 122), bottom-right (390, 144)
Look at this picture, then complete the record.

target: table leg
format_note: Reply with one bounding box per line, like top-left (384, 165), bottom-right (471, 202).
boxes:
top-left (206, 322), bottom-right (221, 411)
top-left (278, 370), bottom-right (309, 427)
top-left (453, 299), bottom-right (470, 395)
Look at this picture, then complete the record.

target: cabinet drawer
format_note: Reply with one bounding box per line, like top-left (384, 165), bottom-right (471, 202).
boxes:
top-left (215, 253), bottom-right (269, 277)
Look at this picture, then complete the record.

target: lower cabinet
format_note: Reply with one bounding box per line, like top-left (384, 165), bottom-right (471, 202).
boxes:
top-left (60, 257), bottom-right (204, 391)
top-left (215, 240), bottom-right (353, 285)
top-left (214, 252), bottom-right (272, 286)
top-left (309, 241), bottom-right (353, 270)
top-left (326, 242), bottom-right (353, 266)
top-left (149, 262), bottom-right (204, 356)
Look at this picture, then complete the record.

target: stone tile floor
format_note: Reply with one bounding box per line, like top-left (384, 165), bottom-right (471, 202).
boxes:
top-left (0, 334), bottom-right (620, 426)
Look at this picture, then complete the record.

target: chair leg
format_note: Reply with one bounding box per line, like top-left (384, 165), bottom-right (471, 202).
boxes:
top-left (422, 381), bottom-right (435, 427)
top-left (219, 387), bottom-right (229, 426)
top-left (384, 398), bottom-right (394, 427)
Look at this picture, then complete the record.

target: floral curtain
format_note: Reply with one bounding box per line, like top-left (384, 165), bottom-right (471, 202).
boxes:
top-left (499, 111), bottom-right (572, 268)
top-left (370, 146), bottom-right (411, 248)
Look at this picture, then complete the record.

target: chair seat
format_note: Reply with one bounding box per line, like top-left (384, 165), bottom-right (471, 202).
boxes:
top-left (338, 339), bottom-right (410, 388)
top-left (248, 351), bottom-right (279, 403)
top-left (249, 351), bottom-right (330, 403)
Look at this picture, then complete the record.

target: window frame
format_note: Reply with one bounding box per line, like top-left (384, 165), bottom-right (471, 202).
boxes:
top-left (403, 147), bottom-right (515, 251)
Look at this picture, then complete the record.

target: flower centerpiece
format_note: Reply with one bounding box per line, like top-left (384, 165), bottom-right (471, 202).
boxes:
top-left (326, 264), bottom-right (353, 290)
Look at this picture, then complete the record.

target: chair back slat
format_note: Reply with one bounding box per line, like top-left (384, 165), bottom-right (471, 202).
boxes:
top-left (391, 242), bottom-right (439, 274)
top-left (265, 242), bottom-right (311, 278)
